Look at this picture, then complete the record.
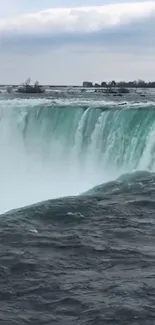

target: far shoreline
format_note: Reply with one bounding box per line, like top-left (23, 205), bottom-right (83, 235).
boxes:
top-left (0, 79), bottom-right (155, 89)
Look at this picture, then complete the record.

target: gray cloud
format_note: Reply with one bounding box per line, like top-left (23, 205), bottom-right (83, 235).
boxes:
top-left (0, 2), bottom-right (155, 84)
top-left (0, 2), bottom-right (155, 54)
top-left (0, 0), bottom-right (145, 18)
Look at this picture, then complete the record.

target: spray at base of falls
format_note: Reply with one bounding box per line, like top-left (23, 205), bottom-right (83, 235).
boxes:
top-left (1, 98), bottom-right (155, 213)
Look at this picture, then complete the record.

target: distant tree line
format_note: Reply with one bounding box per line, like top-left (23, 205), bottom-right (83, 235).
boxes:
top-left (83, 80), bottom-right (155, 88)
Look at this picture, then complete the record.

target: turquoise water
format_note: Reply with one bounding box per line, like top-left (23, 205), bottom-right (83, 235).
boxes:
top-left (1, 98), bottom-right (155, 212)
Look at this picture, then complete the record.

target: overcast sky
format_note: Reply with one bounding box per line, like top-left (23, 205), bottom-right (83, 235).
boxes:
top-left (0, 0), bottom-right (155, 84)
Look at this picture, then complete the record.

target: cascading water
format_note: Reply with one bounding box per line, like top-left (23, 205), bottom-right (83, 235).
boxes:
top-left (1, 98), bottom-right (155, 213)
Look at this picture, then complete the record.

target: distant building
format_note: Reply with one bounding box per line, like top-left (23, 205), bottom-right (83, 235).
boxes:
top-left (82, 81), bottom-right (93, 87)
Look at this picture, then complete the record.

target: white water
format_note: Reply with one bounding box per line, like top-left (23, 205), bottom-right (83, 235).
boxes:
top-left (1, 98), bottom-right (155, 213)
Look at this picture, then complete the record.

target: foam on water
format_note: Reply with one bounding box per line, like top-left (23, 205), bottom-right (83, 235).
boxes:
top-left (1, 97), bottom-right (155, 213)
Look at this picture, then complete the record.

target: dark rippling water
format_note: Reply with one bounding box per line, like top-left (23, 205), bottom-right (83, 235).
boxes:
top-left (1, 90), bottom-right (155, 324)
top-left (1, 171), bottom-right (155, 324)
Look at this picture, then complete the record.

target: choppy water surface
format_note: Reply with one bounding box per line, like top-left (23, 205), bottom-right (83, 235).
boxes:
top-left (1, 90), bottom-right (155, 324)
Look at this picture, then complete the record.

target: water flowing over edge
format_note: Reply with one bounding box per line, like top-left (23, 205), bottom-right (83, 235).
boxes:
top-left (1, 97), bottom-right (155, 213)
